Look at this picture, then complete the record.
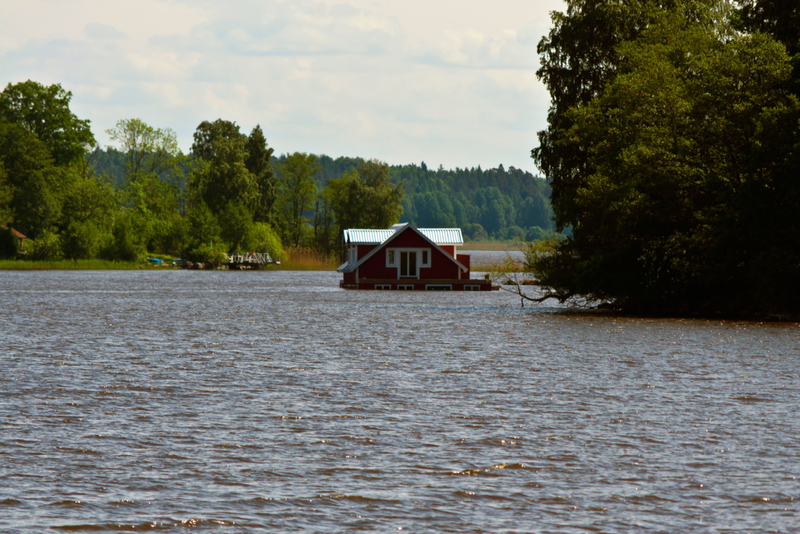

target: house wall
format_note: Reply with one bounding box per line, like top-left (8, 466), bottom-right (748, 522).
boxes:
top-left (456, 254), bottom-right (471, 278)
top-left (358, 228), bottom-right (462, 280)
top-left (357, 244), bottom-right (375, 259)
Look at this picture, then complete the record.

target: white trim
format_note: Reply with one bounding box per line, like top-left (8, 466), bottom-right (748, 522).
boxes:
top-left (386, 249), bottom-right (397, 267)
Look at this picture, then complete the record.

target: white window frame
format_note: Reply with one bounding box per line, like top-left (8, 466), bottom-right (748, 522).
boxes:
top-left (375, 284), bottom-right (391, 290)
top-left (398, 284), bottom-right (414, 290)
top-left (386, 248), bottom-right (431, 278)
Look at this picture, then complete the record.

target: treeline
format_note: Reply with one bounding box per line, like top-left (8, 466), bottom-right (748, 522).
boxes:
top-left (2, 80), bottom-right (548, 264)
top-left (95, 150), bottom-right (555, 243)
top-left (529, 0), bottom-right (800, 316)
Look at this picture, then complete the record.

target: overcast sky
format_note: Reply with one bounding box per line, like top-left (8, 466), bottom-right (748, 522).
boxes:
top-left (1, 0), bottom-right (565, 173)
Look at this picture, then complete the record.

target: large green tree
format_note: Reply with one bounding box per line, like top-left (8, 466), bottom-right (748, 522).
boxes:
top-left (530, 1), bottom-right (800, 315)
top-left (327, 159), bottom-right (404, 231)
top-left (0, 122), bottom-right (62, 239)
top-left (0, 80), bottom-right (95, 167)
top-left (192, 135), bottom-right (259, 215)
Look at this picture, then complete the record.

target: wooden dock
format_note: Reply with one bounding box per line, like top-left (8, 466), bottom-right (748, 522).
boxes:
top-left (227, 252), bottom-right (279, 269)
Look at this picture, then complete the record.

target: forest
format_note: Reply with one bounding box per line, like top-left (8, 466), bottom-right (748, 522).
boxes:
top-left (0, 86), bottom-right (553, 266)
top-left (528, 0), bottom-right (800, 316)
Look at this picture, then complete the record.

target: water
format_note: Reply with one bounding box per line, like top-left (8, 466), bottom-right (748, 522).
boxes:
top-left (1, 270), bottom-right (799, 532)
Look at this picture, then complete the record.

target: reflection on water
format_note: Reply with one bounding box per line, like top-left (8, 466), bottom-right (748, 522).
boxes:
top-left (1, 270), bottom-right (799, 532)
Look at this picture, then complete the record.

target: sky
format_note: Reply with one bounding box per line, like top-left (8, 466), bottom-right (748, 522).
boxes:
top-left (0, 0), bottom-right (566, 174)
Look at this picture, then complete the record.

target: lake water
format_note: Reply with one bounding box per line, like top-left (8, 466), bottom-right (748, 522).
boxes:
top-left (1, 270), bottom-right (799, 533)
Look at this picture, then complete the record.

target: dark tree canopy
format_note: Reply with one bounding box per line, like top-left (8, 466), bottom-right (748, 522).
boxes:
top-left (530, 0), bottom-right (800, 316)
top-left (191, 119), bottom-right (244, 161)
top-left (0, 80), bottom-right (95, 167)
top-left (245, 125), bottom-right (277, 224)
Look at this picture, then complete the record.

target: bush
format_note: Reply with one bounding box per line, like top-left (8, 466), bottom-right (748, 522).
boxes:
top-left (183, 243), bottom-right (228, 265)
top-left (31, 229), bottom-right (62, 260)
top-left (0, 227), bottom-right (18, 259)
top-left (102, 214), bottom-right (146, 262)
top-left (61, 220), bottom-right (106, 260)
top-left (246, 222), bottom-right (285, 261)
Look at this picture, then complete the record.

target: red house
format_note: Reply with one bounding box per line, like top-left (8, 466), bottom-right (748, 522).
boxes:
top-left (337, 223), bottom-right (494, 291)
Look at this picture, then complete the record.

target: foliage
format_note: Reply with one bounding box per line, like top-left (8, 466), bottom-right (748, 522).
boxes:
top-left (246, 222), bottom-right (285, 262)
top-left (0, 122), bottom-right (63, 239)
top-left (277, 152), bottom-right (318, 247)
top-left (0, 226), bottom-right (18, 259)
top-left (102, 213), bottom-right (147, 263)
top-left (276, 154), bottom-right (555, 241)
top-left (530, 0), bottom-right (800, 315)
top-left (30, 228), bottom-right (62, 260)
top-left (219, 202), bottom-right (254, 253)
top-left (327, 160), bottom-right (404, 230)
top-left (246, 125), bottom-right (278, 224)
top-left (0, 160), bottom-right (13, 227)
top-left (105, 118), bottom-right (181, 183)
top-left (0, 80), bottom-right (95, 166)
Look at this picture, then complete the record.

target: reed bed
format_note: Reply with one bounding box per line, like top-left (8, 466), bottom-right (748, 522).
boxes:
top-left (267, 247), bottom-right (339, 271)
top-left (470, 258), bottom-right (527, 272)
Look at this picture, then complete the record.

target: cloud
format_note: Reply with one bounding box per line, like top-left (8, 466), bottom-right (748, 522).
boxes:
top-left (0, 0), bottom-right (566, 172)
top-left (84, 23), bottom-right (126, 40)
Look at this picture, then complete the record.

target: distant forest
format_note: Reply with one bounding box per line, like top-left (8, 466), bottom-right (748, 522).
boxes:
top-left (91, 148), bottom-right (554, 242)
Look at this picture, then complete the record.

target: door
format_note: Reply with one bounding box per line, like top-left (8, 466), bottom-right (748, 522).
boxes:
top-left (400, 251), bottom-right (417, 277)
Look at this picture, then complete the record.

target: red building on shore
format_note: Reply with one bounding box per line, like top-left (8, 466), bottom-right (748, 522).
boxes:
top-left (337, 223), bottom-right (494, 291)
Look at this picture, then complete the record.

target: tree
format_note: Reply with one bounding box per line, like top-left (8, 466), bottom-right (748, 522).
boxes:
top-left (327, 159), bottom-right (404, 232)
top-left (532, 1), bottom-right (670, 232)
top-left (277, 152), bottom-right (319, 247)
top-left (191, 135), bottom-right (259, 215)
top-left (0, 226), bottom-right (18, 259)
top-left (529, 1), bottom-right (800, 315)
top-left (245, 125), bottom-right (277, 224)
top-left (191, 119), bottom-right (244, 161)
top-left (0, 160), bottom-right (12, 227)
top-left (0, 80), bottom-right (95, 166)
top-left (312, 188), bottom-right (336, 255)
top-left (0, 122), bottom-right (62, 239)
top-left (736, 0), bottom-right (800, 57)
top-left (219, 202), bottom-right (254, 253)
top-left (106, 118), bottom-right (181, 183)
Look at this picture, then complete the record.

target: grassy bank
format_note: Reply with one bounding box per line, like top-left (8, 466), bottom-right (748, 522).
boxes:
top-left (0, 259), bottom-right (146, 270)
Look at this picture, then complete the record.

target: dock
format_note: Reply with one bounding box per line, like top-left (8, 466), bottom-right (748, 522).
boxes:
top-left (227, 252), bottom-right (279, 270)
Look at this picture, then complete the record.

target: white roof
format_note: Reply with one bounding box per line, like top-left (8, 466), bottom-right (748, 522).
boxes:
top-left (343, 226), bottom-right (463, 245)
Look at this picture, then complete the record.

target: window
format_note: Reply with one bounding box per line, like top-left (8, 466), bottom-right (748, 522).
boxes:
top-left (398, 285), bottom-right (414, 290)
top-left (421, 250), bottom-right (428, 266)
top-left (375, 284), bottom-right (391, 290)
top-left (426, 285), bottom-right (451, 291)
top-left (464, 285), bottom-right (481, 291)
top-left (387, 250), bottom-right (395, 266)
